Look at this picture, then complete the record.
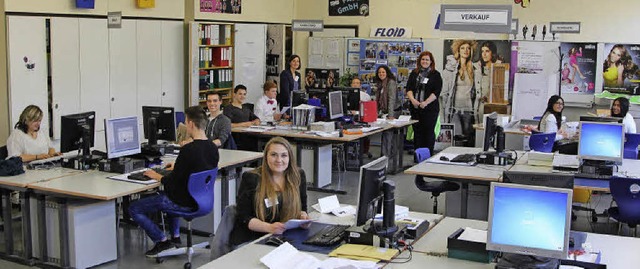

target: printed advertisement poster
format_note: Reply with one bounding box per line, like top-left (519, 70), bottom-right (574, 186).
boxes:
top-left (304, 68), bottom-right (339, 89)
top-left (200, 0), bottom-right (241, 14)
top-left (441, 39), bottom-right (511, 141)
top-left (357, 40), bottom-right (423, 95)
top-left (560, 42), bottom-right (597, 95)
top-left (602, 43), bottom-right (640, 94)
top-left (435, 124), bottom-right (454, 151)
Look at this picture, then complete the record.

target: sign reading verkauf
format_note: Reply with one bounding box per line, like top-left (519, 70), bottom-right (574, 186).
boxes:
top-left (440, 5), bottom-right (512, 33)
top-left (292, 20), bottom-right (324, 32)
top-left (370, 27), bottom-right (412, 38)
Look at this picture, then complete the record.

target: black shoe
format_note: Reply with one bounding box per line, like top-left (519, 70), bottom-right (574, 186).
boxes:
top-left (145, 240), bottom-right (176, 257)
top-left (171, 236), bottom-right (182, 246)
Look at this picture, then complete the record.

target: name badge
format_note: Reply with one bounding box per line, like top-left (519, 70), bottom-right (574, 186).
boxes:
top-left (294, 76), bottom-right (300, 82)
top-left (264, 198), bottom-right (279, 208)
top-left (422, 78), bottom-right (429, 84)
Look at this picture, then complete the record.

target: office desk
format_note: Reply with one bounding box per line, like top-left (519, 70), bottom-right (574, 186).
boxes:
top-left (411, 217), bottom-right (487, 254)
top-left (201, 211), bottom-right (442, 268)
top-left (474, 123), bottom-right (529, 150)
top-left (0, 168), bottom-right (80, 265)
top-left (404, 147), bottom-right (513, 218)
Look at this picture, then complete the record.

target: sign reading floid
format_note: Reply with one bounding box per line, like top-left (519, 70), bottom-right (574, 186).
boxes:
top-left (370, 27), bottom-right (412, 38)
top-left (440, 5), bottom-right (512, 33)
top-left (329, 0), bottom-right (369, 16)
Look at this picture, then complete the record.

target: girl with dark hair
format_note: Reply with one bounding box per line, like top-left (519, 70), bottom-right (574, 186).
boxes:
top-left (6, 105), bottom-right (60, 162)
top-left (538, 95), bottom-right (569, 141)
top-left (406, 51), bottom-right (442, 154)
top-left (277, 54), bottom-right (301, 110)
top-left (611, 97), bottom-right (636, 133)
top-left (373, 65), bottom-right (399, 119)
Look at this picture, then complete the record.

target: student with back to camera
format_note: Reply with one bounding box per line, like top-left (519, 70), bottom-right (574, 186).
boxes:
top-left (611, 96), bottom-right (636, 133)
top-left (406, 51), bottom-right (443, 155)
top-left (229, 137), bottom-right (308, 248)
top-left (6, 105), bottom-right (61, 162)
top-left (129, 106), bottom-right (219, 258)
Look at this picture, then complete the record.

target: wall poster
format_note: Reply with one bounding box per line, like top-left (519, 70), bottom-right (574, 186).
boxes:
top-left (560, 42), bottom-right (596, 95)
top-left (200, 0), bottom-right (241, 14)
top-left (602, 43), bottom-right (640, 95)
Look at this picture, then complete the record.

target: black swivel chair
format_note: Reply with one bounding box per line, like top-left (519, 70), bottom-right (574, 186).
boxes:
top-left (413, 148), bottom-right (460, 214)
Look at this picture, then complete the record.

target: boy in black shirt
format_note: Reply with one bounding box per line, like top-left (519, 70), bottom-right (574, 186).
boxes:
top-left (129, 106), bottom-right (219, 257)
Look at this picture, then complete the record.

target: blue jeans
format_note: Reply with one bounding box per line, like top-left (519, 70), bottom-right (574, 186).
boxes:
top-left (128, 192), bottom-right (193, 243)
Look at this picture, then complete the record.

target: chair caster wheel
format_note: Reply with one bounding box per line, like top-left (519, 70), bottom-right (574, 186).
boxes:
top-left (591, 216), bottom-right (598, 222)
top-left (156, 257), bottom-right (164, 264)
top-left (184, 262), bottom-right (192, 269)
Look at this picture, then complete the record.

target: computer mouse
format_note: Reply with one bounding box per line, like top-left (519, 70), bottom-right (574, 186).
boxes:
top-left (265, 236), bottom-right (285, 246)
top-left (440, 156), bottom-right (450, 161)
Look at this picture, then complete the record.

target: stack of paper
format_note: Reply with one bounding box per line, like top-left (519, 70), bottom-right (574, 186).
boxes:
top-left (527, 151), bottom-right (554, 166)
top-left (328, 244), bottom-right (398, 262)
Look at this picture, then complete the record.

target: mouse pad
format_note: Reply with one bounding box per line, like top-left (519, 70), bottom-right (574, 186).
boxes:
top-left (256, 222), bottom-right (344, 254)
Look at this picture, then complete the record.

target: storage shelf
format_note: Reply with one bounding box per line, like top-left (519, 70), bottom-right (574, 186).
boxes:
top-left (198, 87), bottom-right (232, 93)
top-left (199, 44), bottom-right (232, 48)
top-left (200, 66), bottom-right (233, 70)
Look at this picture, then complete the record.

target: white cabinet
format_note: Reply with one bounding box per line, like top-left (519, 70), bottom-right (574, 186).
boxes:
top-left (161, 21), bottom-right (185, 111)
top-left (7, 16), bottom-right (48, 131)
top-left (109, 20), bottom-right (138, 119)
top-left (136, 20), bottom-right (163, 120)
top-left (234, 24), bottom-right (267, 105)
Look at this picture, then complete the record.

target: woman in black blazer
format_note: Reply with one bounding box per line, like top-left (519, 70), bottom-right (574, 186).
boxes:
top-left (277, 54), bottom-right (301, 110)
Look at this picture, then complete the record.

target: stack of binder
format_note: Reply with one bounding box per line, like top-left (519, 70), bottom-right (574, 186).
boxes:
top-left (198, 24), bottom-right (232, 45)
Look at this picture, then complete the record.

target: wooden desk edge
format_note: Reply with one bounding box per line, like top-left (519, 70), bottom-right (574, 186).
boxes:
top-left (404, 169), bottom-right (501, 182)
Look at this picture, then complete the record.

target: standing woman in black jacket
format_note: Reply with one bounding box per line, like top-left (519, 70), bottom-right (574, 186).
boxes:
top-left (406, 51), bottom-right (443, 155)
top-left (277, 55), bottom-right (302, 110)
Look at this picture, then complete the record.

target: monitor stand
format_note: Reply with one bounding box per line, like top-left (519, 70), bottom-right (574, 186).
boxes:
top-left (495, 253), bottom-right (560, 269)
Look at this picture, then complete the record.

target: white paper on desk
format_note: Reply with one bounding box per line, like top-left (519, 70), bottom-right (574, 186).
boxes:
top-left (260, 242), bottom-right (321, 269)
top-left (318, 257), bottom-right (377, 269)
top-left (457, 227), bottom-right (487, 243)
top-left (284, 219), bottom-right (313, 230)
top-left (280, 106), bottom-right (290, 114)
top-left (331, 205), bottom-right (356, 217)
top-left (559, 266), bottom-right (582, 269)
top-left (397, 115), bottom-right (411, 122)
top-left (318, 195), bottom-right (341, 213)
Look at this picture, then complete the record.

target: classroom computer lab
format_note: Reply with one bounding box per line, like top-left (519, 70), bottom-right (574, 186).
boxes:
top-left (1, 1), bottom-right (640, 269)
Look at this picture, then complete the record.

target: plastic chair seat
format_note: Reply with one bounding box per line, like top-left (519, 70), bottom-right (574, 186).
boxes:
top-left (529, 132), bottom-right (555, 153)
top-left (608, 207), bottom-right (640, 227)
top-left (414, 179), bottom-right (460, 196)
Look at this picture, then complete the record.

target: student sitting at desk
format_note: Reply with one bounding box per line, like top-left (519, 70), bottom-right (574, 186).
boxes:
top-left (224, 84), bottom-right (261, 151)
top-left (179, 91), bottom-right (232, 148)
top-left (229, 137), bottom-right (308, 248)
top-left (537, 95), bottom-right (578, 154)
top-left (6, 105), bottom-right (61, 162)
top-left (255, 81), bottom-right (283, 123)
top-left (128, 106), bottom-right (219, 258)
top-left (611, 97), bottom-right (636, 133)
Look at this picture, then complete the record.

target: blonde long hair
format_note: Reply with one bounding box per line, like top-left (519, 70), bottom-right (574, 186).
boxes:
top-left (450, 39), bottom-right (477, 81)
top-left (254, 137), bottom-right (302, 222)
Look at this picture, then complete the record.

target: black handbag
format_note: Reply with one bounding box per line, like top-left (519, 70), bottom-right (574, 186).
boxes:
top-left (0, 156), bottom-right (25, 176)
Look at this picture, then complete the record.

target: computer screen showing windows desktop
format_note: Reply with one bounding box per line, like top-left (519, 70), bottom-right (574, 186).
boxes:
top-left (105, 116), bottom-right (141, 159)
top-left (578, 121), bottom-right (624, 163)
top-left (487, 183), bottom-right (572, 260)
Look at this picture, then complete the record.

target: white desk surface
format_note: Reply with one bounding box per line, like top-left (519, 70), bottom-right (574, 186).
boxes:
top-left (0, 167), bottom-right (81, 188)
top-left (27, 170), bottom-right (159, 200)
top-left (404, 147), bottom-right (509, 182)
top-left (473, 123), bottom-right (529, 135)
top-left (411, 217), bottom-right (487, 254)
top-left (218, 149), bottom-right (263, 169)
top-left (309, 208), bottom-right (443, 228)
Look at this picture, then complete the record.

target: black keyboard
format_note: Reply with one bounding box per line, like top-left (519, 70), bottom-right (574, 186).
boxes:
top-left (127, 168), bottom-right (170, 181)
top-left (303, 224), bottom-right (349, 246)
top-left (342, 123), bottom-right (368, 129)
top-left (451, 153), bottom-right (476, 163)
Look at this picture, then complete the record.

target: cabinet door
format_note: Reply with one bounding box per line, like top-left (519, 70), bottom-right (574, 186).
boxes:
top-left (161, 20), bottom-right (184, 112)
top-left (136, 20), bottom-right (162, 120)
top-left (7, 16), bottom-right (48, 131)
top-left (50, 17), bottom-right (81, 140)
top-left (79, 18), bottom-right (110, 150)
top-left (109, 20), bottom-right (138, 119)
top-left (234, 24), bottom-right (267, 105)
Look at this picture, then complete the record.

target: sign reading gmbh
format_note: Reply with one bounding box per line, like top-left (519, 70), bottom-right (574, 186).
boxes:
top-left (439, 5), bottom-right (512, 33)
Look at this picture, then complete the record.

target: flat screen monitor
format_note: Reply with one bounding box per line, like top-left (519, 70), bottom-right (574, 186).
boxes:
top-left (142, 106), bottom-right (176, 146)
top-left (60, 111), bottom-right (96, 155)
top-left (328, 90), bottom-right (344, 120)
top-left (579, 116), bottom-right (622, 123)
top-left (307, 88), bottom-right (328, 105)
top-left (104, 116), bottom-right (141, 159)
top-left (487, 182), bottom-right (572, 260)
top-left (483, 112), bottom-right (498, 151)
top-left (339, 87), bottom-right (360, 111)
top-left (291, 90), bottom-right (308, 107)
top-left (502, 171), bottom-right (574, 189)
top-left (578, 121), bottom-right (624, 164)
top-left (356, 156), bottom-right (388, 226)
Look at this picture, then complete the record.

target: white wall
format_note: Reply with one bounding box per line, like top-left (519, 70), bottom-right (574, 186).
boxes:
top-left (5, 0), bottom-right (184, 18)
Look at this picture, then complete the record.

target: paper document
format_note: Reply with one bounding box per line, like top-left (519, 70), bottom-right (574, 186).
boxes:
top-left (280, 106), bottom-right (290, 114)
top-left (312, 203), bottom-right (356, 217)
top-left (552, 154), bottom-right (580, 168)
top-left (329, 244), bottom-right (399, 262)
top-left (260, 242), bottom-right (321, 269)
top-left (457, 227), bottom-right (487, 243)
top-left (318, 257), bottom-right (377, 269)
top-left (317, 195), bottom-right (340, 213)
top-left (284, 219), bottom-right (313, 230)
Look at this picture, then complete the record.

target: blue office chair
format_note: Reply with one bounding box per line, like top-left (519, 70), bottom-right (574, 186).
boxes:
top-left (157, 168), bottom-right (218, 269)
top-left (533, 116), bottom-right (543, 121)
top-left (607, 176), bottom-right (640, 236)
top-left (529, 132), bottom-right (555, 153)
top-left (624, 133), bottom-right (640, 159)
top-left (175, 111), bottom-right (185, 128)
top-left (413, 148), bottom-right (460, 214)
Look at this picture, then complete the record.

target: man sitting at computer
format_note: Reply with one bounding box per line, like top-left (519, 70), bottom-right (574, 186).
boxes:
top-left (255, 81), bottom-right (284, 123)
top-left (128, 106), bottom-right (219, 258)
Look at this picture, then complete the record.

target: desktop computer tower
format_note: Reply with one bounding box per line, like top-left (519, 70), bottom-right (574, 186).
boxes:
top-left (298, 143), bottom-right (332, 188)
top-left (30, 198), bottom-right (117, 268)
top-left (445, 183), bottom-right (489, 220)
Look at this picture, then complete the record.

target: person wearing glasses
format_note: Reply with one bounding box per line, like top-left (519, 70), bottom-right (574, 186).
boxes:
top-left (538, 95), bottom-right (569, 141)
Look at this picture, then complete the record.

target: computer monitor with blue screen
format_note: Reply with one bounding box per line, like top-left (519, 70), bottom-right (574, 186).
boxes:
top-left (328, 90), bottom-right (344, 120)
top-left (578, 121), bottom-right (624, 164)
top-left (487, 182), bottom-right (572, 268)
top-left (104, 116), bottom-right (141, 159)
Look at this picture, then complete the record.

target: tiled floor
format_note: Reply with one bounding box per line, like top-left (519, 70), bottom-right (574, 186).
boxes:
top-left (0, 147), bottom-right (633, 268)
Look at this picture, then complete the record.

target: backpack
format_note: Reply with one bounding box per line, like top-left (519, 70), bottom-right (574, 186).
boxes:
top-left (0, 157), bottom-right (25, 176)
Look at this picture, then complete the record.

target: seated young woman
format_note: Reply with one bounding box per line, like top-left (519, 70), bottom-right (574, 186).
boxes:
top-left (611, 97), bottom-right (636, 133)
top-left (229, 137), bottom-right (308, 248)
top-left (537, 95), bottom-right (578, 154)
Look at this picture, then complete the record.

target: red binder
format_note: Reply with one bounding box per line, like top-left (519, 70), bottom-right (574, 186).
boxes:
top-left (360, 101), bottom-right (377, 123)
